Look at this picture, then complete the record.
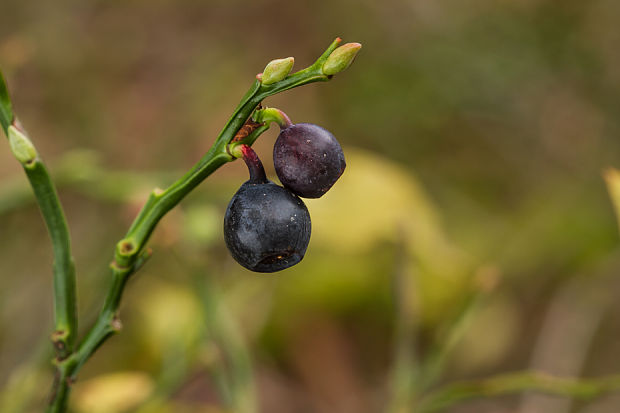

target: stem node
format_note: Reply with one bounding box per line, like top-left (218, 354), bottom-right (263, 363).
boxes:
top-left (117, 239), bottom-right (137, 257)
top-left (51, 330), bottom-right (69, 358)
top-left (110, 317), bottom-right (123, 333)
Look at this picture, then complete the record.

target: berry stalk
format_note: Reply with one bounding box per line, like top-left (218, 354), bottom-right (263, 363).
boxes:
top-left (254, 107), bottom-right (292, 129)
top-left (239, 144), bottom-right (267, 184)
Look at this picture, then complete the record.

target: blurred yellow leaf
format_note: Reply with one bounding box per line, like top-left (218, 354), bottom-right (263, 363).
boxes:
top-left (452, 293), bottom-right (520, 372)
top-left (135, 281), bottom-right (203, 353)
top-left (303, 148), bottom-right (474, 321)
top-left (604, 168), bottom-right (620, 234)
top-left (0, 364), bottom-right (48, 413)
top-left (72, 372), bottom-right (154, 413)
top-left (306, 148), bottom-right (439, 251)
top-left (134, 400), bottom-right (227, 413)
top-left (306, 147), bottom-right (470, 271)
top-left (182, 204), bottom-right (221, 246)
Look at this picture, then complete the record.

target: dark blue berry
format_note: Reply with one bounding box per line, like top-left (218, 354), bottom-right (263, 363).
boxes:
top-left (224, 145), bottom-right (311, 273)
top-left (273, 123), bottom-right (346, 198)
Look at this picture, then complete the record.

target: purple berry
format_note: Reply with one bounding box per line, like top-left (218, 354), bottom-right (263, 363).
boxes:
top-left (273, 123), bottom-right (346, 198)
top-left (224, 145), bottom-right (311, 273)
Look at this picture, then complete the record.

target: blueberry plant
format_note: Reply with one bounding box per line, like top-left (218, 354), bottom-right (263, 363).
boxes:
top-left (4, 37), bottom-right (620, 413)
top-left (0, 38), bottom-right (360, 412)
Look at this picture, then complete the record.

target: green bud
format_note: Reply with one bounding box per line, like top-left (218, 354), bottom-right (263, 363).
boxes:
top-left (8, 125), bottom-right (37, 165)
top-left (322, 43), bottom-right (362, 76)
top-left (261, 57), bottom-right (294, 85)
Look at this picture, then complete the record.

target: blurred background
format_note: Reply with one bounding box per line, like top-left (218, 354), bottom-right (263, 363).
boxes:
top-left (1, 0), bottom-right (620, 412)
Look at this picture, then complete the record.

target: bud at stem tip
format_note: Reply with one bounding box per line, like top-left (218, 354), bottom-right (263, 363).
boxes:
top-left (322, 43), bottom-right (362, 76)
top-left (8, 125), bottom-right (37, 165)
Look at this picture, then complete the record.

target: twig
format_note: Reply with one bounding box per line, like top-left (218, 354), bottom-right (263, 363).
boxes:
top-left (0, 75), bottom-right (77, 360)
top-left (40, 37), bottom-right (357, 412)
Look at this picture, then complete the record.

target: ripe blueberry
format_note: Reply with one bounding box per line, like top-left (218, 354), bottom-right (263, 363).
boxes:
top-left (273, 123), bottom-right (346, 198)
top-left (224, 145), bottom-right (311, 273)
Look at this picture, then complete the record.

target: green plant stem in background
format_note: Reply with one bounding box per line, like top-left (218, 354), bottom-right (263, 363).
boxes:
top-left (415, 278), bottom-right (492, 392)
top-left (0, 150), bottom-right (181, 215)
top-left (198, 272), bottom-right (257, 413)
top-left (386, 231), bottom-right (419, 413)
top-left (39, 37), bottom-right (355, 412)
top-left (21, 157), bottom-right (78, 358)
top-left (417, 371), bottom-right (620, 413)
top-left (0, 70), bottom-right (13, 132)
top-left (0, 76), bottom-right (77, 360)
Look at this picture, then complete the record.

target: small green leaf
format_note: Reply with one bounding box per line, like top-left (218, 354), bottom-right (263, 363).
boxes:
top-left (0, 70), bottom-right (14, 134)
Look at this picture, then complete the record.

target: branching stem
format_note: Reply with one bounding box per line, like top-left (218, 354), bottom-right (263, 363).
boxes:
top-left (42, 37), bottom-right (345, 412)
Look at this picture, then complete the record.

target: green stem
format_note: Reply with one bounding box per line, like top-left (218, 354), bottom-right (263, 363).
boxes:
top-left (45, 367), bottom-right (72, 413)
top-left (2, 68), bottom-right (78, 411)
top-left (26, 159), bottom-right (78, 358)
top-left (47, 37), bottom-right (350, 411)
top-left (417, 371), bottom-right (620, 413)
top-left (0, 80), bottom-right (77, 360)
top-left (197, 269), bottom-right (257, 413)
top-left (114, 37), bottom-right (342, 269)
top-left (254, 107), bottom-right (292, 129)
top-left (386, 231), bottom-right (419, 413)
top-left (414, 270), bottom-right (499, 393)
top-left (227, 106), bottom-right (292, 152)
top-left (0, 70), bottom-right (13, 133)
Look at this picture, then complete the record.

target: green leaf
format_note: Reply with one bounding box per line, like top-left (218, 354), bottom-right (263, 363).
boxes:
top-left (0, 69), bottom-right (13, 134)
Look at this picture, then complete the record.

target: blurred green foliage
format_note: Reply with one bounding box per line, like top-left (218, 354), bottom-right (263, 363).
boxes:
top-left (1, 0), bottom-right (620, 412)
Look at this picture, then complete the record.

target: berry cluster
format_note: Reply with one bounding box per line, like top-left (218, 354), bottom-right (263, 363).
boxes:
top-left (224, 116), bottom-right (346, 273)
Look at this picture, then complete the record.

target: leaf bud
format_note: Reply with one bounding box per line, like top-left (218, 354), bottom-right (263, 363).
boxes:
top-left (261, 57), bottom-right (294, 85)
top-left (8, 125), bottom-right (37, 165)
top-left (322, 43), bottom-right (361, 76)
